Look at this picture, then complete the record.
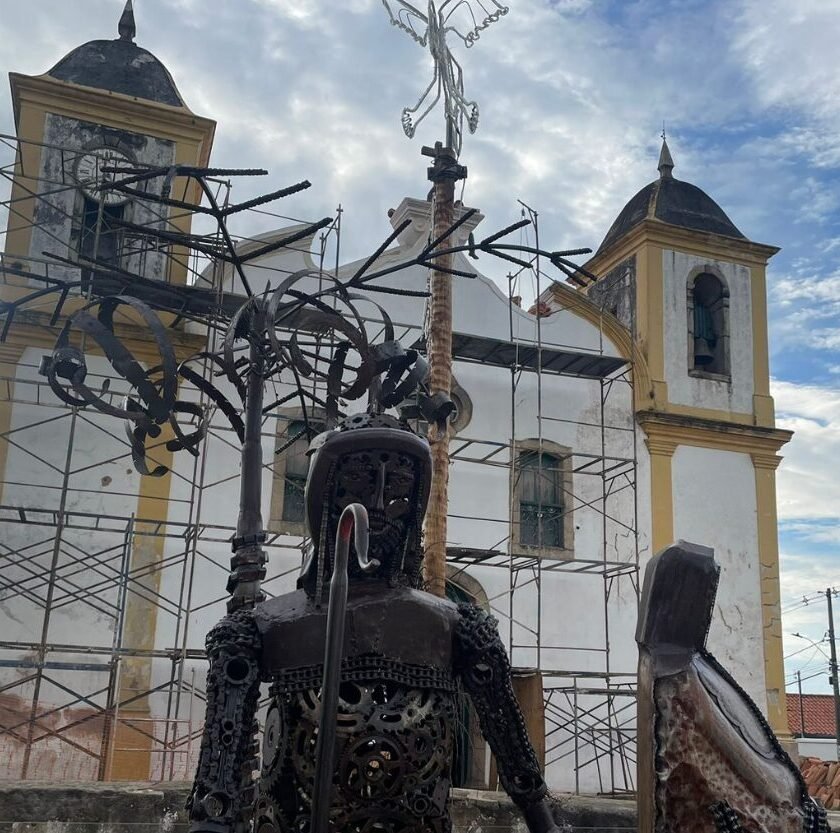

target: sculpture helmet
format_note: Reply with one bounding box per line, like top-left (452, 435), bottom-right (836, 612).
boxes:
top-left (298, 412), bottom-right (432, 597)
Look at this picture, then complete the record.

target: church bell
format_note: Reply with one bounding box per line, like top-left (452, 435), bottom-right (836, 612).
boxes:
top-left (693, 337), bottom-right (714, 366)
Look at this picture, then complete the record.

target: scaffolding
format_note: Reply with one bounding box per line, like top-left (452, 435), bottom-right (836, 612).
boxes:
top-left (0, 132), bottom-right (639, 794)
top-left (439, 202), bottom-right (640, 795)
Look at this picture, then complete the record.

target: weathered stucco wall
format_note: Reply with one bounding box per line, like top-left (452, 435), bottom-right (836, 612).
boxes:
top-left (671, 445), bottom-right (766, 709)
top-left (30, 113), bottom-right (175, 281)
top-left (0, 349), bottom-right (141, 780)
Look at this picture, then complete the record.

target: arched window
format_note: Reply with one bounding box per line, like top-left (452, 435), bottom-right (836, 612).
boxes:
top-left (688, 272), bottom-right (729, 376)
top-left (78, 197), bottom-right (124, 266)
top-left (519, 450), bottom-right (564, 548)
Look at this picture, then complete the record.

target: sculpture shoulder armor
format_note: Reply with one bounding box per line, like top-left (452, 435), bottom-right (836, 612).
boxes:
top-left (256, 584), bottom-right (460, 675)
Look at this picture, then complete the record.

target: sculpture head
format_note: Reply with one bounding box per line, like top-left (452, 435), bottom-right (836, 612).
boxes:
top-left (298, 412), bottom-right (432, 597)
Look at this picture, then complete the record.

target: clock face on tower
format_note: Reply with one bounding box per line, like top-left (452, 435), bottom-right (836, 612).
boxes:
top-left (74, 148), bottom-right (133, 206)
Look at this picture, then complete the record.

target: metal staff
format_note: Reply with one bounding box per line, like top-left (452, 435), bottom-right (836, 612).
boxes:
top-left (311, 503), bottom-right (379, 833)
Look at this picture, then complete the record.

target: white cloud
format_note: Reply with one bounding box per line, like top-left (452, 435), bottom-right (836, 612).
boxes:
top-left (733, 0), bottom-right (840, 165)
top-left (0, 0), bottom-right (794, 282)
top-left (773, 379), bottom-right (840, 521)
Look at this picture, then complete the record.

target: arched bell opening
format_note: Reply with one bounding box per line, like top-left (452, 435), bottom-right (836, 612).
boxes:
top-left (687, 270), bottom-right (730, 378)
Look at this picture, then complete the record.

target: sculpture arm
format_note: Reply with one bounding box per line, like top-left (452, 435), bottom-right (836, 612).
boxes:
top-left (454, 604), bottom-right (558, 833)
top-left (187, 609), bottom-right (262, 833)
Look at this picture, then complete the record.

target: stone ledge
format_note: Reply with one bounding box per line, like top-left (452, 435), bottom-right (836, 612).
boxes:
top-left (0, 782), bottom-right (638, 832)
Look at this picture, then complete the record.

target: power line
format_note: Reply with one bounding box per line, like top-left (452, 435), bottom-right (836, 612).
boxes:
top-left (783, 589), bottom-right (838, 615)
top-left (786, 668), bottom-right (827, 687)
top-left (784, 634), bottom-right (829, 660)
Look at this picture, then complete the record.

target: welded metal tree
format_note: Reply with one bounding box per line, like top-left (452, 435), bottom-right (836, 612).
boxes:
top-left (0, 161), bottom-right (592, 610)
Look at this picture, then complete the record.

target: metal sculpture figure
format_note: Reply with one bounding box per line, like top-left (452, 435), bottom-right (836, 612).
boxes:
top-left (187, 410), bottom-right (562, 833)
top-left (382, 0), bottom-right (509, 154)
top-left (636, 542), bottom-right (830, 833)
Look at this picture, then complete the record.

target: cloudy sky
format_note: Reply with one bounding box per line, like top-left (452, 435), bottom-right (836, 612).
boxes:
top-left (1, 0), bottom-right (839, 694)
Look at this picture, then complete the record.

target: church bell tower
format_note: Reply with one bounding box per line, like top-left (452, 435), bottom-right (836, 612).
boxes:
top-left (0, 1), bottom-right (216, 779)
top-left (583, 138), bottom-right (793, 742)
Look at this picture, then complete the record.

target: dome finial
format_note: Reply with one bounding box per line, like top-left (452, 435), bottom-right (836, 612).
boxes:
top-left (118, 0), bottom-right (136, 42)
top-left (658, 127), bottom-right (674, 179)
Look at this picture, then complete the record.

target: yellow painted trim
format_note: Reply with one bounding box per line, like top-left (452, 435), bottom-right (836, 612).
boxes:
top-left (637, 411), bottom-right (791, 457)
top-left (0, 344), bottom-right (24, 490)
top-left (11, 73), bottom-right (216, 149)
top-left (646, 243), bottom-right (665, 383)
top-left (634, 244), bottom-right (651, 377)
top-left (750, 262), bottom-right (773, 403)
top-left (108, 455), bottom-right (175, 780)
top-left (4, 96), bottom-right (46, 259)
top-left (584, 217), bottom-right (779, 279)
top-left (664, 401), bottom-right (756, 427)
top-left (0, 312), bottom-right (205, 364)
top-left (5, 72), bottom-right (216, 281)
top-left (646, 434), bottom-right (675, 553)
top-left (752, 451), bottom-right (791, 738)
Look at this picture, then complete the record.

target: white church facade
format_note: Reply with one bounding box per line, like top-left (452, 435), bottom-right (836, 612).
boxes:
top-left (0, 7), bottom-right (791, 794)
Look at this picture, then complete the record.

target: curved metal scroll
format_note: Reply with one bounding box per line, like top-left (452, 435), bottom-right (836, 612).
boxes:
top-left (38, 278), bottom-right (451, 478)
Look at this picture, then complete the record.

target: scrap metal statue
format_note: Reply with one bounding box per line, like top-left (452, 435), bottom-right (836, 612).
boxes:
top-left (187, 409), bottom-right (562, 833)
top-left (637, 542), bottom-right (830, 833)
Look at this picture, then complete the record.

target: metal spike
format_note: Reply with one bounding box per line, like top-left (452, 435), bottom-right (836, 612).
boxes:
top-left (118, 0), bottom-right (136, 42)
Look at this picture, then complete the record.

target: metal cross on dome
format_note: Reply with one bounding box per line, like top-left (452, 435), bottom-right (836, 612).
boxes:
top-left (382, 0), bottom-right (509, 156)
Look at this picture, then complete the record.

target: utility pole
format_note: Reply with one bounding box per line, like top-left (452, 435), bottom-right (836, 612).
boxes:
top-left (826, 588), bottom-right (840, 761)
top-left (797, 670), bottom-right (806, 739)
top-left (381, 2), bottom-right (508, 596)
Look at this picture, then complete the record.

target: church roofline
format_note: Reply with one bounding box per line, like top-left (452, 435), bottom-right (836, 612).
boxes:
top-left (581, 217), bottom-right (780, 280)
top-left (9, 71), bottom-right (216, 149)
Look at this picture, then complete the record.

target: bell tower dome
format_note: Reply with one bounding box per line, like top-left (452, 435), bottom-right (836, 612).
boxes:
top-left (583, 137), bottom-right (794, 746)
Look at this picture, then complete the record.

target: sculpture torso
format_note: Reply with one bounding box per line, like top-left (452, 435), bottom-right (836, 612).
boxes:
top-left (253, 584), bottom-right (461, 833)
